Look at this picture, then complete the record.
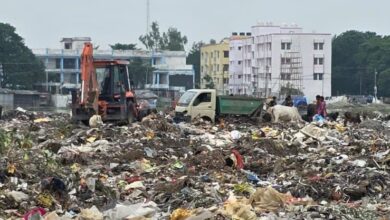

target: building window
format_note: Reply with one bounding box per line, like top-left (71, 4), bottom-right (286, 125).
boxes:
top-left (223, 64), bottom-right (229, 72)
top-left (313, 73), bottom-right (324, 80)
top-left (238, 75), bottom-right (242, 79)
top-left (56, 58), bottom-right (77, 69)
top-left (55, 59), bottom-right (61, 69)
top-left (48, 72), bottom-right (60, 83)
top-left (281, 58), bottom-right (291, 64)
top-left (238, 61), bottom-right (242, 65)
top-left (217, 65), bottom-right (219, 72)
top-left (281, 42), bottom-right (291, 50)
top-left (314, 57), bottom-right (324, 65)
top-left (238, 46), bottom-right (242, 50)
top-left (314, 42), bottom-right (324, 50)
top-left (64, 43), bottom-right (72, 49)
top-left (224, 51), bottom-right (229, 58)
top-left (281, 73), bottom-right (291, 80)
top-left (267, 43), bottom-right (272, 50)
top-left (223, 78), bottom-right (228, 84)
top-left (266, 58), bottom-right (272, 66)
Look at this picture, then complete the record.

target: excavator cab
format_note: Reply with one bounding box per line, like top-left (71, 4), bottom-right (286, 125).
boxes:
top-left (71, 43), bottom-right (138, 124)
top-left (95, 61), bottom-right (131, 101)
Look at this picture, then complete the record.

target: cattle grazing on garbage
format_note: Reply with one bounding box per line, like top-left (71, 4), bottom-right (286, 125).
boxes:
top-left (267, 105), bottom-right (303, 123)
top-left (344, 112), bottom-right (361, 126)
top-left (327, 112), bottom-right (339, 121)
top-left (89, 114), bottom-right (103, 128)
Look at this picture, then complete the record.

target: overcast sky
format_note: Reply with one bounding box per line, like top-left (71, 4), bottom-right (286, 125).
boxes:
top-left (1, 0), bottom-right (389, 50)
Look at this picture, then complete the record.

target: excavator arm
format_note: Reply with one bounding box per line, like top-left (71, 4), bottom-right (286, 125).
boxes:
top-left (80, 43), bottom-right (99, 113)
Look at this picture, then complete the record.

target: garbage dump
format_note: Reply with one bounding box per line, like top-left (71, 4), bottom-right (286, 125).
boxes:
top-left (1, 106), bottom-right (390, 219)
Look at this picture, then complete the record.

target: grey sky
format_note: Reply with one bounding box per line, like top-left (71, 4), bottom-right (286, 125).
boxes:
top-left (1, 0), bottom-right (389, 50)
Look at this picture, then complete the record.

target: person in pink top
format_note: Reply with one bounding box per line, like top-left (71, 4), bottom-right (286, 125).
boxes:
top-left (317, 96), bottom-right (327, 117)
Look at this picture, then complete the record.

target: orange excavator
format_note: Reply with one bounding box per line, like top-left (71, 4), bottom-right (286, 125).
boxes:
top-left (71, 43), bottom-right (140, 124)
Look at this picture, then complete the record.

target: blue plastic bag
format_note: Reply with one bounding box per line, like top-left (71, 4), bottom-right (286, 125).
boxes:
top-left (313, 114), bottom-right (325, 123)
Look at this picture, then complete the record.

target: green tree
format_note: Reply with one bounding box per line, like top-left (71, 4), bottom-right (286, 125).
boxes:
top-left (332, 30), bottom-right (390, 96)
top-left (127, 58), bottom-right (154, 89)
top-left (203, 74), bottom-right (214, 89)
top-left (332, 31), bottom-right (378, 95)
top-left (186, 41), bottom-right (204, 88)
top-left (378, 68), bottom-right (390, 97)
top-left (139, 22), bottom-right (163, 51)
top-left (139, 21), bottom-right (188, 51)
top-left (110, 43), bottom-right (137, 50)
top-left (0, 23), bottom-right (44, 89)
top-left (161, 27), bottom-right (188, 51)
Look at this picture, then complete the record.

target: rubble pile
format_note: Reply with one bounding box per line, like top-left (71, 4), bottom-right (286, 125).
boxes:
top-left (1, 108), bottom-right (390, 219)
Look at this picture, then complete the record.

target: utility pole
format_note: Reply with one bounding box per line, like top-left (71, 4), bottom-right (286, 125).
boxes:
top-left (146, 0), bottom-right (150, 34)
top-left (359, 72), bottom-right (362, 95)
top-left (222, 70), bottom-right (224, 95)
top-left (265, 65), bottom-right (269, 98)
top-left (0, 63), bottom-right (3, 88)
top-left (374, 69), bottom-right (378, 101)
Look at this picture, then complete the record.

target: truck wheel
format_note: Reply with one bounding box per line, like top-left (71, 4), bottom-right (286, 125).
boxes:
top-left (201, 116), bottom-right (212, 122)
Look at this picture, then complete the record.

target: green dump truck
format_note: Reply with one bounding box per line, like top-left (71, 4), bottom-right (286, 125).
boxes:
top-left (174, 89), bottom-right (264, 123)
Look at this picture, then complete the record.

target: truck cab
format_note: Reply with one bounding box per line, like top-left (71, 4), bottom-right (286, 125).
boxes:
top-left (175, 89), bottom-right (217, 122)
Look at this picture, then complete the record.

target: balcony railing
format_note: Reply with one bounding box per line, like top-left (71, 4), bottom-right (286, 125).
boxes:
top-left (153, 64), bottom-right (193, 71)
top-left (32, 49), bottom-right (187, 58)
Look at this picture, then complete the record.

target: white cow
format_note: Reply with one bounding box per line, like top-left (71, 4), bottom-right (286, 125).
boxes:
top-left (89, 114), bottom-right (103, 128)
top-left (267, 105), bottom-right (303, 123)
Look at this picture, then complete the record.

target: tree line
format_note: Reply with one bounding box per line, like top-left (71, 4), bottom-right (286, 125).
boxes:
top-left (332, 31), bottom-right (390, 97)
top-left (1, 21), bottom-right (390, 96)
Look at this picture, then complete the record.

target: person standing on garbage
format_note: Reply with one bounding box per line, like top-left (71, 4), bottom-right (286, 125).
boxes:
top-left (283, 95), bottom-right (293, 107)
top-left (317, 96), bottom-right (327, 117)
top-left (315, 95), bottom-right (321, 111)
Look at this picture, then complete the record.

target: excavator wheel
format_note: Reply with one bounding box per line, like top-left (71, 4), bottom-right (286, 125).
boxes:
top-left (127, 101), bottom-right (136, 124)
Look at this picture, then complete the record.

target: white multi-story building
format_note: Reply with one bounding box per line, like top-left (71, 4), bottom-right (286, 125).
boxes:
top-left (228, 23), bottom-right (332, 101)
top-left (228, 33), bottom-right (251, 95)
top-left (33, 37), bottom-right (194, 97)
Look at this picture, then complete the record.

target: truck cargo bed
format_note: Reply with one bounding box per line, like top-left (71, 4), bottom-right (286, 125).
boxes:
top-left (217, 96), bottom-right (264, 116)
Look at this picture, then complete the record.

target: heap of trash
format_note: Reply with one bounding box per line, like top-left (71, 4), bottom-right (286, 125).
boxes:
top-left (1, 107), bottom-right (390, 219)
